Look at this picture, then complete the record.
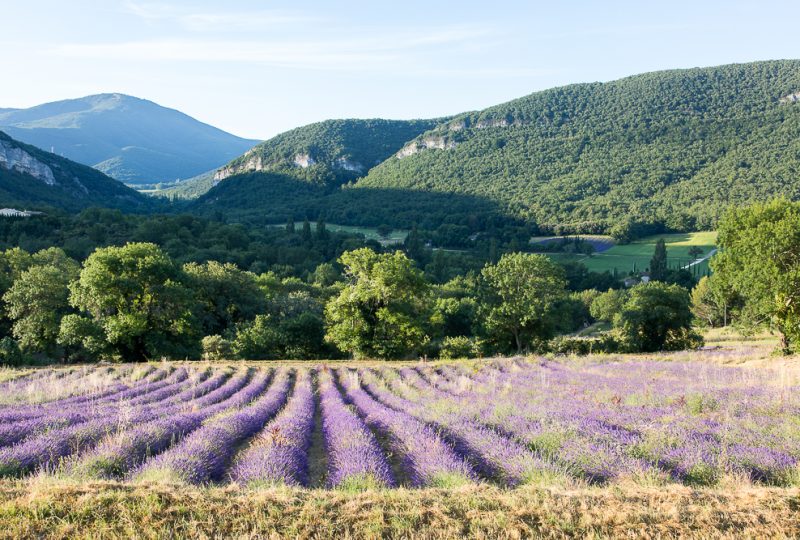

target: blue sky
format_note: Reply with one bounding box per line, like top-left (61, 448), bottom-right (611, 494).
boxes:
top-left (3, 0), bottom-right (800, 139)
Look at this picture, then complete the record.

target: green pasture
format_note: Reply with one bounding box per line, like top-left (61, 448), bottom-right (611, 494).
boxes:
top-left (547, 231), bottom-right (717, 275)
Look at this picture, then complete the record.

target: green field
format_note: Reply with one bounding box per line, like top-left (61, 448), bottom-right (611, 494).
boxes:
top-left (547, 231), bottom-right (718, 275)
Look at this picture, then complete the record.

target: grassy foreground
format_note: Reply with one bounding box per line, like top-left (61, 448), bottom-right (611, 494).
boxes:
top-left (1, 479), bottom-right (798, 539)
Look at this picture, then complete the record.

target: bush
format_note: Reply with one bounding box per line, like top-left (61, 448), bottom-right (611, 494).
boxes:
top-left (0, 337), bottom-right (23, 366)
top-left (201, 335), bottom-right (231, 361)
top-left (613, 282), bottom-right (701, 352)
top-left (439, 336), bottom-right (480, 359)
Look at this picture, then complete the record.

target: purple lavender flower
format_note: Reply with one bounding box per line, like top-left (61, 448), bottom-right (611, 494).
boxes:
top-left (229, 369), bottom-right (315, 487)
top-left (317, 369), bottom-right (394, 489)
top-left (132, 369), bottom-right (291, 485)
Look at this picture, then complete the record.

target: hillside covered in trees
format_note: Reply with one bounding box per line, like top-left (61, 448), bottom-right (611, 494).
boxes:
top-left (177, 118), bottom-right (441, 200)
top-left (192, 60), bottom-right (800, 235)
top-left (0, 131), bottom-right (153, 213)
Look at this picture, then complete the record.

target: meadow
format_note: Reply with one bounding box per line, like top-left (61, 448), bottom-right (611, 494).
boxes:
top-left (546, 232), bottom-right (718, 275)
top-left (0, 333), bottom-right (799, 538)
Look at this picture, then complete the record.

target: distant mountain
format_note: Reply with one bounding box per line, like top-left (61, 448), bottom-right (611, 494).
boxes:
top-left (0, 130), bottom-right (152, 212)
top-left (0, 94), bottom-right (259, 185)
top-left (187, 117), bottom-right (441, 204)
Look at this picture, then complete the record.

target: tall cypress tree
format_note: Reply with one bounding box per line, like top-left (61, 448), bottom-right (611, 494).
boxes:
top-left (301, 219), bottom-right (312, 243)
top-left (649, 238), bottom-right (668, 281)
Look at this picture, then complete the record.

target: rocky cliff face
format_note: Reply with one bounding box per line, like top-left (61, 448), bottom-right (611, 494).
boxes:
top-left (396, 136), bottom-right (457, 159)
top-left (0, 140), bottom-right (56, 185)
top-left (780, 92), bottom-right (800, 103)
top-left (214, 151), bottom-right (264, 181)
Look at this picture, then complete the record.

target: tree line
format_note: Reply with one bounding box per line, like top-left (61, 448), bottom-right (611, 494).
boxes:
top-left (0, 237), bottom-right (704, 364)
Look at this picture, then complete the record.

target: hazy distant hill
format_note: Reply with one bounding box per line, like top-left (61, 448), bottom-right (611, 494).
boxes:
top-left (0, 130), bottom-right (152, 212)
top-left (0, 94), bottom-right (259, 185)
top-left (194, 60), bottom-right (800, 233)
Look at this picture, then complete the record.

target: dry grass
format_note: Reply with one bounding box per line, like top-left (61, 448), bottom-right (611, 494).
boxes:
top-left (0, 479), bottom-right (798, 539)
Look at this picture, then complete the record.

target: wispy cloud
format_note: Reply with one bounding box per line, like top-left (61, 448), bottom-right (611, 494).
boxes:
top-left (121, 1), bottom-right (314, 31)
top-left (52, 26), bottom-right (497, 72)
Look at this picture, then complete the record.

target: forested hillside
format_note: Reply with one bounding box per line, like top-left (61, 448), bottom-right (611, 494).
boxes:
top-left (191, 60), bottom-right (800, 234)
top-left (355, 60), bottom-right (800, 233)
top-left (0, 131), bottom-right (152, 212)
top-left (179, 118), bottom-right (441, 202)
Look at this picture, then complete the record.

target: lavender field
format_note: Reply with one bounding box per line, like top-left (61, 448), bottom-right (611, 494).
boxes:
top-left (0, 358), bottom-right (798, 490)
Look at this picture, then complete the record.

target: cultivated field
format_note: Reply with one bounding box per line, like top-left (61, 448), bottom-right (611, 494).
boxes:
top-left (1, 338), bottom-right (799, 538)
top-left (547, 231), bottom-right (718, 274)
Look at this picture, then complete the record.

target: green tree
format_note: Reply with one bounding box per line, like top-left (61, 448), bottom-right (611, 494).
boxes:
top-left (3, 256), bottom-right (79, 356)
top-left (57, 314), bottom-right (108, 362)
top-left (590, 289), bottom-right (630, 322)
top-left (480, 253), bottom-right (567, 353)
top-left (0, 337), bottom-right (23, 366)
top-left (376, 224), bottom-right (393, 238)
top-left (301, 219), bottom-right (312, 243)
top-left (691, 276), bottom-right (732, 327)
top-left (614, 281), bottom-right (700, 352)
top-left (649, 238), bottom-right (668, 281)
top-left (324, 248), bottom-right (430, 359)
top-left (183, 261), bottom-right (265, 336)
top-left (69, 243), bottom-right (198, 361)
top-left (230, 315), bottom-right (284, 360)
top-left (711, 199), bottom-right (800, 353)
top-left (201, 335), bottom-right (231, 361)
top-left (0, 248), bottom-right (34, 338)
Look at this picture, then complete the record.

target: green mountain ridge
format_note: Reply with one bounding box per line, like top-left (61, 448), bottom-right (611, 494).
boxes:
top-left (194, 59), bottom-right (800, 234)
top-left (0, 130), bottom-right (153, 212)
top-left (0, 94), bottom-right (260, 185)
top-left (355, 60), bottom-right (800, 232)
top-left (187, 117), bottom-right (444, 211)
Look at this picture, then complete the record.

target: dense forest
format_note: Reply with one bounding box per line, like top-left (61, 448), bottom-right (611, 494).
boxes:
top-left (173, 118), bottom-right (441, 200)
top-left (190, 60), bottom-right (800, 236)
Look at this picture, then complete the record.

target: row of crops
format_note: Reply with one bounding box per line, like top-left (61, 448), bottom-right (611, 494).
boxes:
top-left (0, 359), bottom-right (798, 488)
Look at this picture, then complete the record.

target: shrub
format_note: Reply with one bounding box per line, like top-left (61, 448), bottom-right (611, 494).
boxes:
top-left (0, 337), bottom-right (23, 366)
top-left (439, 336), bottom-right (479, 359)
top-left (201, 335), bottom-right (231, 361)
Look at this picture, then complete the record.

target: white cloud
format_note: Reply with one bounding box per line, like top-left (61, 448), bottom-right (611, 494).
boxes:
top-left (121, 1), bottom-right (315, 31)
top-left (52, 26), bottom-right (498, 72)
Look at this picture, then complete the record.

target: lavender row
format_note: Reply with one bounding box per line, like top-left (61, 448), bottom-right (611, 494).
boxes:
top-left (72, 369), bottom-right (268, 479)
top-left (0, 367), bottom-right (216, 477)
top-left (336, 368), bottom-right (474, 488)
top-left (361, 368), bottom-right (552, 486)
top-left (230, 369), bottom-right (315, 487)
top-left (317, 369), bottom-right (394, 489)
top-left (133, 369), bottom-right (291, 484)
top-left (0, 367), bottom-right (200, 445)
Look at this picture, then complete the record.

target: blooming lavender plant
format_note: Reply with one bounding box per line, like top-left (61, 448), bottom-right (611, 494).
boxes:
top-left (336, 368), bottom-right (474, 488)
top-left (229, 369), bottom-right (315, 487)
top-left (132, 369), bottom-right (291, 485)
top-left (317, 369), bottom-right (394, 489)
